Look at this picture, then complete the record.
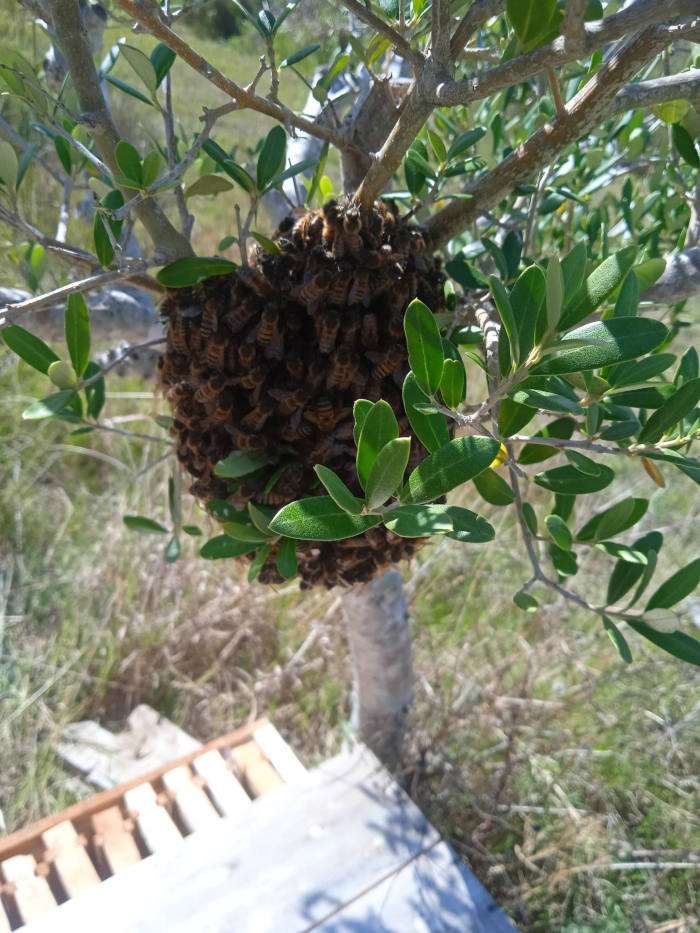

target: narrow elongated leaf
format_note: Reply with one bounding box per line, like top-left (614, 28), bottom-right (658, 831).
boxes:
top-left (561, 246), bottom-right (637, 328)
top-left (577, 497), bottom-right (648, 543)
top-left (402, 436), bottom-right (500, 504)
top-left (269, 497), bottom-right (381, 540)
top-left (202, 139), bottom-right (256, 192)
top-left (561, 241), bottom-right (588, 300)
top-left (257, 126), bottom-right (287, 191)
top-left (402, 373), bottom-right (449, 453)
top-left (603, 616), bottom-right (633, 663)
top-left (366, 438), bottom-right (411, 509)
top-left (646, 558), bottom-right (700, 611)
top-left (473, 468), bottom-right (515, 506)
top-left (314, 465), bottom-right (364, 514)
top-left (281, 44), bottom-right (321, 67)
top-left (607, 353), bottom-right (675, 388)
top-left (22, 390), bottom-right (76, 420)
top-left (545, 514), bottom-right (572, 550)
top-left (2, 325), bottom-right (58, 373)
top-left (276, 537), bottom-right (298, 579)
top-left (223, 521), bottom-right (270, 543)
top-left (446, 127), bottom-right (486, 161)
top-left (157, 256), bottom-right (237, 287)
top-left (613, 270), bottom-right (639, 317)
top-left (510, 264), bottom-right (545, 363)
top-left (84, 361), bottom-right (105, 419)
top-left (511, 388), bottom-right (582, 414)
top-left (545, 255), bottom-right (564, 334)
top-left (518, 417), bottom-right (575, 465)
top-left (150, 43), bottom-right (176, 87)
top-left (141, 151), bottom-right (161, 187)
top-left (534, 462), bottom-right (614, 494)
top-left (606, 531), bottom-right (662, 605)
top-left (214, 450), bottom-right (269, 478)
top-left (115, 140), bottom-right (142, 185)
top-left (65, 293), bottom-right (90, 377)
top-left (383, 504), bottom-right (494, 543)
top-left (404, 298), bottom-right (444, 394)
top-left (439, 358), bottom-right (466, 408)
top-left (356, 400), bottom-right (399, 490)
top-left (184, 174), bottom-right (234, 198)
top-left (121, 45), bottom-right (158, 93)
top-left (671, 123), bottom-right (700, 168)
top-left (0, 140), bottom-right (18, 188)
top-left (637, 378), bottom-right (700, 444)
top-left (353, 399), bottom-right (373, 446)
top-left (626, 619), bottom-right (700, 667)
top-left (489, 275), bottom-right (519, 367)
top-left (200, 535), bottom-right (258, 559)
top-left (533, 318), bottom-right (667, 375)
top-left (93, 190), bottom-right (124, 268)
top-left (123, 515), bottom-right (168, 534)
top-left (104, 75), bottom-right (154, 106)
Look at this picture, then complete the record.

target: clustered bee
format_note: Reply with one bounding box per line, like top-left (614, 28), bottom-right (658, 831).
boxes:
top-left (159, 197), bottom-right (445, 588)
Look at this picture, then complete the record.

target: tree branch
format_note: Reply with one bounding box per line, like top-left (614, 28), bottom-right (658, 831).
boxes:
top-left (115, 0), bottom-right (361, 156)
top-left (425, 25), bottom-right (671, 249)
top-left (450, 0), bottom-right (504, 61)
top-left (562, 0), bottom-right (588, 56)
top-left (612, 68), bottom-right (700, 112)
top-left (641, 247), bottom-right (700, 304)
top-left (340, 0), bottom-right (424, 70)
top-left (48, 0), bottom-right (193, 261)
top-left (430, 0), bottom-right (451, 68)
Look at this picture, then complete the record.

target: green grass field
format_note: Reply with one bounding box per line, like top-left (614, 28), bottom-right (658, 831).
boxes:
top-left (1, 6), bottom-right (699, 931)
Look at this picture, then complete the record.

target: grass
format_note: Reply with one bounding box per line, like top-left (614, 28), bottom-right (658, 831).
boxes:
top-left (1, 8), bottom-right (700, 931)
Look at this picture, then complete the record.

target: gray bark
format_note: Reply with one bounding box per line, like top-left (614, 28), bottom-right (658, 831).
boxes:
top-left (342, 571), bottom-right (413, 770)
top-left (642, 247), bottom-right (700, 304)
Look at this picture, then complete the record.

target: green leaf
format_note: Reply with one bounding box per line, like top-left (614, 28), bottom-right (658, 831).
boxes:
top-left (510, 264), bottom-right (545, 362)
top-left (637, 379), bottom-right (700, 444)
top-left (607, 531), bottom-right (662, 605)
top-left (223, 521), bottom-right (270, 544)
top-left (561, 241), bottom-right (588, 301)
top-left (522, 502), bottom-right (538, 536)
top-left (534, 462), bottom-right (614, 495)
top-left (518, 416), bottom-right (575, 465)
top-left (603, 616), bottom-right (633, 663)
top-left (157, 256), bottom-right (237, 287)
top-left (54, 136), bottom-right (72, 175)
top-left (275, 537), bottom-right (298, 579)
top-left (511, 388), bottom-right (582, 414)
top-left (2, 324), bottom-right (58, 374)
top-left (545, 255), bottom-right (564, 334)
top-left (402, 436), bottom-right (500, 504)
top-left (120, 45), bottom-right (158, 94)
top-left (439, 358), bottom-right (466, 409)
top-left (104, 74), bottom-right (154, 106)
top-left (183, 525), bottom-right (202, 537)
top-left (0, 140), bottom-right (18, 188)
top-left (402, 373), bottom-right (450, 453)
top-left (84, 361), bottom-right (105, 419)
top-left (545, 514), bottom-right (572, 550)
top-left (366, 438), bottom-right (411, 509)
top-left (613, 270), bottom-right (639, 318)
top-left (577, 497), bottom-right (648, 543)
top-left (561, 246), bottom-right (637, 328)
top-left (114, 140), bottom-right (143, 186)
top-left (356, 400), bottom-right (399, 490)
top-left (489, 275), bottom-right (519, 367)
top-left (22, 390), bottom-right (76, 420)
top-left (671, 123), bottom-right (700, 168)
top-left (257, 126), bottom-right (287, 192)
top-left (550, 542), bottom-right (578, 577)
top-left (646, 558), bottom-right (700, 611)
top-left (533, 318), bottom-right (667, 375)
top-left (164, 536), bottom-right (181, 563)
top-left (251, 231), bottom-right (282, 255)
top-left (427, 129), bottom-right (447, 162)
top-left (383, 504), bottom-right (494, 543)
top-left (626, 619), bottom-right (700, 667)
top-left (247, 502), bottom-right (275, 534)
top-left (141, 150), bottom-right (161, 187)
top-left (607, 353), bottom-right (675, 388)
top-left (65, 293), bottom-right (91, 377)
top-left (93, 190), bottom-right (124, 268)
top-left (48, 360), bottom-right (78, 389)
top-left (514, 591), bottom-right (539, 613)
top-left (214, 450), bottom-right (270, 479)
top-left (269, 497), bottom-right (381, 541)
top-left (150, 43), bottom-right (176, 87)
top-left (281, 44), bottom-right (321, 68)
top-left (472, 468), bottom-right (515, 506)
top-left (184, 174), bottom-right (234, 198)
top-left (446, 127), bottom-right (486, 161)
top-left (507, 0), bottom-right (557, 48)
top-left (200, 535), bottom-right (258, 559)
top-left (498, 397), bottom-right (536, 436)
top-left (123, 515), bottom-right (168, 534)
top-left (202, 139), bottom-right (256, 192)
top-left (353, 399), bottom-right (373, 446)
top-left (404, 298), bottom-right (444, 395)
top-left (633, 258), bottom-right (666, 292)
top-left (314, 465), bottom-right (364, 514)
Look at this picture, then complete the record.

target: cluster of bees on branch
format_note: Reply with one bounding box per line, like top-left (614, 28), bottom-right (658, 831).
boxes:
top-left (159, 198), bottom-right (446, 588)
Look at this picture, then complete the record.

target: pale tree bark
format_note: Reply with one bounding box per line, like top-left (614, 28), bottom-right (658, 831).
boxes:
top-left (342, 571), bottom-right (413, 770)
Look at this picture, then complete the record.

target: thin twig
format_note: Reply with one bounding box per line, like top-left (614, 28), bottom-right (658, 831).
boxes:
top-left (340, 0), bottom-right (424, 69)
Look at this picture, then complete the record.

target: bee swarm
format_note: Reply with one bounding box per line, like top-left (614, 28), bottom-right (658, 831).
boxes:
top-left (159, 198), bottom-right (445, 588)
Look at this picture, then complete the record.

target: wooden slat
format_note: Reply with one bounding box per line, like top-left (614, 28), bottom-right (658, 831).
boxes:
top-left (1, 854), bottom-right (56, 925)
top-left (252, 723), bottom-right (306, 784)
top-left (91, 806), bottom-right (142, 875)
top-left (161, 766), bottom-right (219, 833)
top-left (0, 719), bottom-right (265, 862)
top-left (123, 784), bottom-right (181, 854)
top-left (231, 741), bottom-right (284, 796)
top-left (191, 751), bottom-right (252, 818)
top-left (41, 821), bottom-right (100, 897)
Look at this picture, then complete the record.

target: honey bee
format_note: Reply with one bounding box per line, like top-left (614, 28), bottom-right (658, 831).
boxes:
top-left (348, 271), bottom-right (370, 307)
top-left (276, 215), bottom-right (295, 236)
top-left (304, 398), bottom-right (337, 431)
top-left (238, 334), bottom-right (257, 369)
top-left (284, 354), bottom-right (305, 381)
top-left (262, 490), bottom-right (289, 507)
top-left (226, 299), bottom-right (257, 335)
top-left (340, 205), bottom-right (362, 254)
top-left (316, 310), bottom-right (340, 354)
top-left (361, 312), bottom-right (379, 349)
top-left (321, 200), bottom-right (340, 251)
top-left (388, 311), bottom-right (405, 339)
top-left (294, 210), bottom-right (323, 249)
top-left (256, 307), bottom-right (279, 346)
top-left (327, 275), bottom-right (350, 307)
top-left (236, 364), bottom-right (267, 390)
top-left (201, 299), bottom-right (218, 338)
top-left (242, 400), bottom-right (274, 432)
top-left (281, 419), bottom-right (312, 442)
top-left (297, 270), bottom-right (331, 310)
top-left (269, 387), bottom-right (307, 415)
top-left (169, 317), bottom-right (188, 353)
top-left (194, 374), bottom-right (225, 404)
top-left (370, 347), bottom-right (404, 381)
top-left (211, 387), bottom-right (236, 422)
top-left (327, 348), bottom-right (356, 390)
top-left (206, 334), bottom-right (227, 370)
top-left (230, 427), bottom-right (266, 450)
top-left (238, 266), bottom-right (274, 298)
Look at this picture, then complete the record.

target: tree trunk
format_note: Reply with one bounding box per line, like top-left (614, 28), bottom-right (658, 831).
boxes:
top-left (342, 570), bottom-right (413, 770)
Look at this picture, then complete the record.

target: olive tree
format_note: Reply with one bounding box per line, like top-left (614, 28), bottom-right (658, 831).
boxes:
top-left (2, 0), bottom-right (700, 767)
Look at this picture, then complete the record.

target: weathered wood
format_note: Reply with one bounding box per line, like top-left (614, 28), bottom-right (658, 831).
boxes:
top-left (41, 821), bottom-right (100, 897)
top-left (0, 854), bottom-right (56, 925)
top-left (231, 741), bottom-right (284, 796)
top-left (0, 719), bottom-right (262, 861)
top-left (90, 806), bottom-right (142, 875)
top-left (161, 766), bottom-right (219, 833)
top-left (252, 723), bottom-right (307, 785)
top-left (123, 784), bottom-right (182, 853)
top-left (190, 751), bottom-right (252, 818)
